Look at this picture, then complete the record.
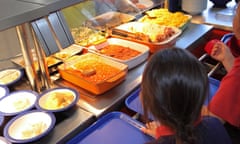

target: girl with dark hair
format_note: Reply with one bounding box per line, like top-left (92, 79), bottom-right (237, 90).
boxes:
top-left (140, 48), bottom-right (231, 144)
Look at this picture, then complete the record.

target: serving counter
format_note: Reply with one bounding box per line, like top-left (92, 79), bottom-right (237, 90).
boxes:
top-left (54, 22), bottom-right (213, 119)
top-left (0, 0), bottom-right (231, 143)
top-left (3, 21), bottom-right (213, 144)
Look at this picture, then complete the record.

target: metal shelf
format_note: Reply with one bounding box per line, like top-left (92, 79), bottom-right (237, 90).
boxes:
top-left (0, 0), bottom-right (84, 31)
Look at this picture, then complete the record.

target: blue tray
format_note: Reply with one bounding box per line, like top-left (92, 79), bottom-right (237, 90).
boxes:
top-left (67, 112), bottom-right (154, 144)
top-left (125, 77), bottom-right (220, 116)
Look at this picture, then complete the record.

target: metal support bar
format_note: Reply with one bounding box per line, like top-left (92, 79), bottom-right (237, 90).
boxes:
top-left (16, 23), bottom-right (41, 92)
top-left (16, 22), bottom-right (52, 93)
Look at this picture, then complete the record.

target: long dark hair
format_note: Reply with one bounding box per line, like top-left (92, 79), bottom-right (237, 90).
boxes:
top-left (141, 48), bottom-right (209, 144)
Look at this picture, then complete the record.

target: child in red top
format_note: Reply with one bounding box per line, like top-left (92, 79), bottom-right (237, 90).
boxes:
top-left (202, 2), bottom-right (240, 143)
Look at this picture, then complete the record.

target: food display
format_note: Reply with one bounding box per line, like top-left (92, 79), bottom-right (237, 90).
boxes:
top-left (36, 87), bottom-right (79, 112)
top-left (58, 53), bottom-right (128, 95)
top-left (114, 22), bottom-right (182, 53)
top-left (71, 26), bottom-right (107, 47)
top-left (4, 110), bottom-right (55, 143)
top-left (0, 68), bottom-right (23, 86)
top-left (88, 38), bottom-right (149, 69)
top-left (138, 8), bottom-right (191, 30)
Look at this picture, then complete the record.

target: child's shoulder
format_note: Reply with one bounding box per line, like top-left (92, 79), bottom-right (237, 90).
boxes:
top-left (196, 116), bottom-right (231, 144)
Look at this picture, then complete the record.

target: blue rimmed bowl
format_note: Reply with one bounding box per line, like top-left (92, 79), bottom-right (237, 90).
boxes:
top-left (0, 68), bottom-right (24, 87)
top-left (35, 87), bottom-right (79, 113)
top-left (0, 90), bottom-right (38, 116)
top-left (3, 110), bottom-right (55, 143)
top-left (0, 85), bottom-right (9, 99)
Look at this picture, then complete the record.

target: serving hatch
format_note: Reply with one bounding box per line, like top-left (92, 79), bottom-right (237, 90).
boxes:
top-left (58, 53), bottom-right (128, 95)
top-left (113, 22), bottom-right (182, 53)
top-left (85, 11), bottom-right (135, 31)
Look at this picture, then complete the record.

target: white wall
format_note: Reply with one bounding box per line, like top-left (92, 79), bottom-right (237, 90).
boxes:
top-left (0, 27), bottom-right (22, 68)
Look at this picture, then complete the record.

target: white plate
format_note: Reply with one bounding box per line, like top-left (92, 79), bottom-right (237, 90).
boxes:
top-left (0, 85), bottom-right (9, 99)
top-left (36, 87), bottom-right (79, 112)
top-left (4, 110), bottom-right (55, 143)
top-left (0, 90), bottom-right (38, 116)
top-left (0, 68), bottom-right (23, 86)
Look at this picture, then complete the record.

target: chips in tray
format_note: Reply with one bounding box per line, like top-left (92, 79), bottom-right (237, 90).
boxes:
top-left (138, 8), bottom-right (192, 30)
top-left (58, 53), bottom-right (128, 95)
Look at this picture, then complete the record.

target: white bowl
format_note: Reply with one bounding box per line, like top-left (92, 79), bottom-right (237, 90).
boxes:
top-left (0, 90), bottom-right (38, 116)
top-left (0, 68), bottom-right (23, 86)
top-left (3, 110), bottom-right (55, 143)
top-left (35, 87), bottom-right (79, 112)
top-left (0, 85), bottom-right (9, 99)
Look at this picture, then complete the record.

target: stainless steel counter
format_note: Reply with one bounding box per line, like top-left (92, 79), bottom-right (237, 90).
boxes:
top-left (175, 22), bottom-right (213, 51)
top-left (191, 0), bottom-right (236, 31)
top-left (55, 22), bottom-right (213, 118)
top-left (0, 0), bottom-right (85, 31)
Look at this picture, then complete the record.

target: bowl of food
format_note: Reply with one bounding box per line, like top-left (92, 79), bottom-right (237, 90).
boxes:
top-left (0, 68), bottom-right (24, 87)
top-left (0, 85), bottom-right (9, 99)
top-left (3, 110), bottom-right (55, 143)
top-left (35, 87), bottom-right (79, 112)
top-left (0, 90), bottom-right (38, 116)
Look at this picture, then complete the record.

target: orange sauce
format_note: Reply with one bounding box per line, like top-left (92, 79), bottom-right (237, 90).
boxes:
top-left (66, 59), bottom-right (121, 84)
top-left (99, 44), bottom-right (141, 60)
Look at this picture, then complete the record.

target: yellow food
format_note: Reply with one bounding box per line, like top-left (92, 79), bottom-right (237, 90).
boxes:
top-left (65, 55), bottom-right (122, 84)
top-left (13, 98), bottom-right (30, 111)
top-left (44, 91), bottom-right (74, 110)
top-left (0, 70), bottom-right (20, 85)
top-left (54, 52), bottom-right (70, 60)
top-left (71, 26), bottom-right (106, 46)
top-left (99, 44), bottom-right (141, 60)
top-left (138, 8), bottom-right (190, 28)
top-left (125, 22), bottom-right (177, 43)
top-left (21, 122), bottom-right (47, 139)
